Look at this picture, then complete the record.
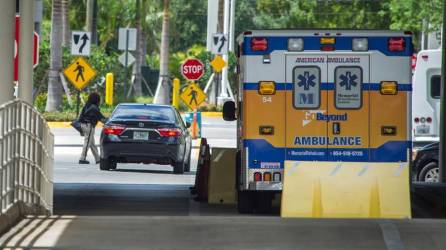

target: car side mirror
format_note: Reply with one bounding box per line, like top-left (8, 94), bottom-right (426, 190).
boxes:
top-left (223, 101), bottom-right (236, 121)
top-left (186, 121), bottom-right (191, 128)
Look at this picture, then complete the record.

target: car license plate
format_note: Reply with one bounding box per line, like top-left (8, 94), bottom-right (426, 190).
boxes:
top-left (133, 131), bottom-right (149, 140)
top-left (416, 125), bottom-right (430, 135)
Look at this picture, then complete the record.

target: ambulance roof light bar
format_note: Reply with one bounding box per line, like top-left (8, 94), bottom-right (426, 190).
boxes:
top-left (288, 38), bottom-right (304, 51)
top-left (251, 37), bottom-right (268, 52)
top-left (352, 38), bottom-right (368, 51)
top-left (388, 37), bottom-right (405, 52)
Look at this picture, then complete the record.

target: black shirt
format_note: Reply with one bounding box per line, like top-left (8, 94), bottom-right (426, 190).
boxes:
top-left (79, 103), bottom-right (106, 126)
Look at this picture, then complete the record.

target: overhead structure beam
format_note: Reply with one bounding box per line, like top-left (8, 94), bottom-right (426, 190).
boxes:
top-left (18, 0), bottom-right (35, 104)
top-left (0, 0), bottom-right (16, 105)
top-left (440, 0), bottom-right (446, 182)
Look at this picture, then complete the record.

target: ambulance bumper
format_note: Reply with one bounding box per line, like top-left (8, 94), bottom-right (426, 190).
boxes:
top-left (248, 181), bottom-right (283, 191)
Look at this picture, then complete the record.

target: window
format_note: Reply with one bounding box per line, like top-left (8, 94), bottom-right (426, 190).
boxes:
top-left (431, 75), bottom-right (441, 99)
top-left (113, 105), bottom-right (176, 122)
top-left (293, 66), bottom-right (321, 109)
top-left (334, 66), bottom-right (363, 109)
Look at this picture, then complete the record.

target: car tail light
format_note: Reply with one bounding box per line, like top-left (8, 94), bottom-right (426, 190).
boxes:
top-left (254, 172), bottom-right (262, 182)
top-left (388, 37), bottom-right (405, 52)
top-left (414, 117), bottom-right (420, 123)
top-left (251, 37), bottom-right (268, 52)
top-left (273, 172), bottom-right (281, 182)
top-left (157, 128), bottom-right (182, 137)
top-left (427, 117), bottom-right (432, 123)
top-left (103, 125), bottom-right (126, 135)
top-left (263, 172), bottom-right (272, 181)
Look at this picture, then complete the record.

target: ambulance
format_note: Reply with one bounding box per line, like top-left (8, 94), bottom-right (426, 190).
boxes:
top-left (223, 30), bottom-right (413, 215)
top-left (412, 49), bottom-right (441, 147)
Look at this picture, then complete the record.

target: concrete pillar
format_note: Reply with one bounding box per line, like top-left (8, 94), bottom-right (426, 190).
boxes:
top-left (18, 0), bottom-right (35, 104)
top-left (0, 0), bottom-right (16, 105)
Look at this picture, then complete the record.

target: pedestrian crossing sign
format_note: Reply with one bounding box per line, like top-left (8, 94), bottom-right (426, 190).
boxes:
top-left (180, 83), bottom-right (207, 110)
top-left (63, 57), bottom-right (97, 90)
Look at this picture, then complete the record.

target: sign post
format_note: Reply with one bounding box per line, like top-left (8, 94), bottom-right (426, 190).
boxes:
top-left (180, 58), bottom-right (206, 138)
top-left (118, 28), bottom-right (137, 99)
top-left (71, 31), bottom-right (91, 56)
top-left (63, 57), bottom-right (97, 116)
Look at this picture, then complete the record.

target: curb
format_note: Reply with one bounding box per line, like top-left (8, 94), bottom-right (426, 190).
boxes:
top-left (47, 112), bottom-right (222, 128)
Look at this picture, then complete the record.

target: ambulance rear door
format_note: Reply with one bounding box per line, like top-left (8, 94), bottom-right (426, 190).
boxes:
top-left (285, 54), bottom-right (328, 161)
top-left (326, 54), bottom-right (370, 161)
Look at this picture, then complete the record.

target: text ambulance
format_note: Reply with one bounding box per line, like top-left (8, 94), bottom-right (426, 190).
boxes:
top-left (223, 30), bottom-right (413, 215)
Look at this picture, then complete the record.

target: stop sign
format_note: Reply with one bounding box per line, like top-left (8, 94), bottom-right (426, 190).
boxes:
top-left (181, 58), bottom-right (204, 81)
top-left (14, 15), bottom-right (40, 82)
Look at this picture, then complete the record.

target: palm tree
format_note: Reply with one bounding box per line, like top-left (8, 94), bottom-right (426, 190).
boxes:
top-left (46, 0), bottom-right (63, 111)
top-left (154, 0), bottom-right (170, 104)
top-left (62, 0), bottom-right (71, 47)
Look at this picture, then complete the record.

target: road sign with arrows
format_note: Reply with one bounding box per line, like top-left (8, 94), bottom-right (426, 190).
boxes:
top-left (211, 33), bottom-right (228, 54)
top-left (71, 31), bottom-right (91, 56)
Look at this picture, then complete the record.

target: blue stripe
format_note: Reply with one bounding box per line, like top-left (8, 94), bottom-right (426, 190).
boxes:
top-left (244, 82), bottom-right (412, 91)
top-left (243, 139), bottom-right (410, 169)
top-left (243, 36), bottom-right (413, 57)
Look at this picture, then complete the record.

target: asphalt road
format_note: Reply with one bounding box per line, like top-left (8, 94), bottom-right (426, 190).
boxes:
top-left (52, 116), bottom-right (238, 216)
top-left (4, 117), bottom-right (446, 249)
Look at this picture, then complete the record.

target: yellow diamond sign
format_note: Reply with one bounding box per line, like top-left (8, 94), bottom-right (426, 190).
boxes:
top-left (180, 83), bottom-right (207, 110)
top-left (63, 57), bottom-right (97, 90)
top-left (210, 55), bottom-right (227, 73)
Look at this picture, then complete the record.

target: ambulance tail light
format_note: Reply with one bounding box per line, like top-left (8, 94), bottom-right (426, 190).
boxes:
top-left (273, 172), bottom-right (281, 182)
top-left (254, 172), bottom-right (262, 182)
top-left (251, 37), bottom-right (268, 52)
top-left (288, 38), bottom-right (304, 51)
top-left (320, 37), bottom-right (335, 44)
top-left (388, 37), bottom-right (405, 52)
top-left (427, 117), bottom-right (432, 123)
top-left (320, 45), bottom-right (335, 51)
top-left (263, 172), bottom-right (272, 182)
top-left (352, 38), bottom-right (368, 51)
top-left (414, 117), bottom-right (420, 123)
top-left (380, 81), bottom-right (398, 95)
top-left (258, 81), bottom-right (276, 95)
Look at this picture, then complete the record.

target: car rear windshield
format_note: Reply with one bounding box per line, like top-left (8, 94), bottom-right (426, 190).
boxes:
top-left (112, 105), bottom-right (176, 122)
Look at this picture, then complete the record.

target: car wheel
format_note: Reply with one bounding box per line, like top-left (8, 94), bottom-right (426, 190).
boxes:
top-left (419, 162), bottom-right (439, 182)
top-left (100, 158), bottom-right (111, 171)
top-left (110, 161), bottom-right (117, 170)
top-left (173, 161), bottom-right (185, 174)
top-left (184, 151), bottom-right (191, 172)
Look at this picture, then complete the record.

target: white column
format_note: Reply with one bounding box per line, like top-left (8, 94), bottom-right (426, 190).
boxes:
top-left (18, 0), bottom-right (35, 104)
top-left (229, 0), bottom-right (236, 52)
top-left (218, 0), bottom-right (230, 105)
top-left (0, 0), bottom-right (16, 105)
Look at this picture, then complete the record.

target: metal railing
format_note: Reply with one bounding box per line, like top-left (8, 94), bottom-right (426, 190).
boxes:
top-left (0, 99), bottom-right (54, 217)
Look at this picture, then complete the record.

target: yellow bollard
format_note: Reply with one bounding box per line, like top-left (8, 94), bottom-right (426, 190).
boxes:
top-left (172, 78), bottom-right (180, 109)
top-left (105, 73), bottom-right (114, 105)
top-left (191, 109), bottom-right (198, 139)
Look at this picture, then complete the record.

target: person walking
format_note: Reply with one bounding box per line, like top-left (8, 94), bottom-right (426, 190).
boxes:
top-left (78, 92), bottom-right (106, 164)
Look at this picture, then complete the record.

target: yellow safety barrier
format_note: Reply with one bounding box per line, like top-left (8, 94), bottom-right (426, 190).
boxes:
top-left (105, 73), bottom-right (114, 105)
top-left (281, 161), bottom-right (411, 219)
top-left (208, 148), bottom-right (237, 204)
top-left (172, 78), bottom-right (180, 109)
